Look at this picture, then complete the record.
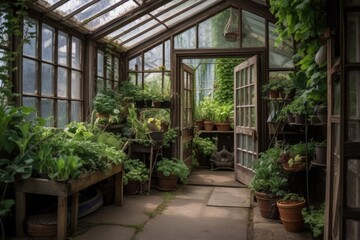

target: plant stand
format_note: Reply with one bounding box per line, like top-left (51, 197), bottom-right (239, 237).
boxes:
top-left (15, 164), bottom-right (124, 240)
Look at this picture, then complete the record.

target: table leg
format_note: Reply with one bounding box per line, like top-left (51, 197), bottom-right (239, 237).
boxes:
top-left (70, 192), bottom-right (79, 235)
top-left (115, 170), bottom-right (123, 206)
top-left (57, 196), bottom-right (68, 240)
top-left (15, 192), bottom-right (26, 237)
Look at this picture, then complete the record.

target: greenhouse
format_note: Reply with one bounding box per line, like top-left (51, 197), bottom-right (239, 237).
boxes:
top-left (0, 0), bottom-right (358, 239)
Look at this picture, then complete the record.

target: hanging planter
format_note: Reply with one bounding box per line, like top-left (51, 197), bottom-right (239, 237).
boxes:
top-left (315, 44), bottom-right (327, 65)
top-left (223, 8), bottom-right (239, 42)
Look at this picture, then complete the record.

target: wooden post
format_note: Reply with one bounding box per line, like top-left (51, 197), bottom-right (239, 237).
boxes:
top-left (70, 192), bottom-right (79, 234)
top-left (15, 191), bottom-right (26, 237)
top-left (115, 170), bottom-right (123, 206)
top-left (57, 196), bottom-right (68, 240)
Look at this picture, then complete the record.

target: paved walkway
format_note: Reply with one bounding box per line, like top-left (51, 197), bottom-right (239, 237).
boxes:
top-left (71, 170), bottom-right (312, 240)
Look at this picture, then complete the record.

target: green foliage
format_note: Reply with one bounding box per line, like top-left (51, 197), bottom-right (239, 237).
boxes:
top-left (199, 97), bottom-right (216, 121)
top-left (157, 158), bottom-right (190, 184)
top-left (93, 88), bottom-right (120, 115)
top-left (269, 0), bottom-right (327, 105)
top-left (47, 155), bottom-right (83, 181)
top-left (163, 127), bottom-right (178, 149)
top-left (214, 58), bottom-right (244, 104)
top-left (123, 159), bottom-right (148, 185)
top-left (213, 102), bottom-right (233, 123)
top-left (250, 145), bottom-right (287, 196)
top-left (127, 103), bottom-right (150, 140)
top-left (193, 136), bottom-right (217, 157)
top-left (280, 193), bottom-right (305, 203)
top-left (302, 204), bottom-right (325, 238)
top-left (289, 141), bottom-right (315, 157)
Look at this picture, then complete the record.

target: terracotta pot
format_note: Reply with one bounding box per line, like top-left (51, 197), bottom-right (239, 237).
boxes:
top-left (157, 171), bottom-right (178, 191)
top-left (268, 90), bottom-right (280, 99)
top-left (294, 114), bottom-right (306, 124)
top-left (96, 112), bottom-right (110, 119)
top-left (203, 121), bottom-right (214, 131)
top-left (314, 145), bottom-right (327, 165)
top-left (282, 162), bottom-right (306, 172)
top-left (254, 191), bottom-right (281, 219)
top-left (215, 122), bottom-right (230, 131)
top-left (195, 120), bottom-right (205, 130)
top-left (277, 200), bottom-right (307, 232)
top-left (124, 181), bottom-right (141, 195)
top-left (152, 100), bottom-right (162, 108)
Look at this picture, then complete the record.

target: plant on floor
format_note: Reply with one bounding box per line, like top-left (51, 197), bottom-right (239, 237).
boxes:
top-left (302, 203), bottom-right (325, 238)
top-left (157, 158), bottom-right (190, 184)
top-left (277, 193), bottom-right (307, 232)
top-left (123, 159), bottom-right (149, 185)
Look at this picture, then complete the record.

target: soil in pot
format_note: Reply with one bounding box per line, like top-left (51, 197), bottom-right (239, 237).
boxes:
top-left (277, 200), bottom-right (307, 232)
top-left (254, 191), bottom-right (281, 219)
top-left (157, 171), bottom-right (178, 191)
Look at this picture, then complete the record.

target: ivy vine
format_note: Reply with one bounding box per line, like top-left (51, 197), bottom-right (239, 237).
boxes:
top-left (269, 0), bottom-right (327, 104)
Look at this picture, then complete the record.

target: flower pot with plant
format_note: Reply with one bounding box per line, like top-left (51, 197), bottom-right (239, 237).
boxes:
top-left (250, 145), bottom-right (288, 219)
top-left (314, 141), bottom-right (327, 166)
top-left (276, 193), bottom-right (307, 232)
top-left (123, 159), bottom-right (149, 194)
top-left (282, 142), bottom-right (315, 172)
top-left (262, 74), bottom-right (287, 99)
top-left (156, 157), bottom-right (190, 191)
top-left (213, 102), bottom-right (233, 131)
top-left (93, 88), bottom-right (120, 118)
top-left (193, 134), bottom-right (217, 168)
top-left (199, 97), bottom-right (216, 131)
top-left (302, 203), bottom-right (325, 239)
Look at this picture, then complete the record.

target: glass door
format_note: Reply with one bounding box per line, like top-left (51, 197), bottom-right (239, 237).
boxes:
top-left (234, 55), bottom-right (258, 185)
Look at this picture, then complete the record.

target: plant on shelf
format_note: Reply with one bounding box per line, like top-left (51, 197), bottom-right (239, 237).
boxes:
top-left (123, 159), bottom-right (149, 194)
top-left (302, 203), bottom-right (325, 239)
top-left (126, 104), bottom-right (152, 146)
top-left (314, 140), bottom-right (327, 165)
top-left (193, 134), bottom-right (217, 168)
top-left (199, 97), bottom-right (216, 130)
top-left (162, 127), bottom-right (178, 149)
top-left (156, 157), bottom-right (190, 191)
top-left (93, 87), bottom-right (120, 118)
top-left (213, 102), bottom-right (233, 131)
top-left (119, 80), bottom-right (142, 102)
top-left (262, 73), bottom-right (288, 99)
top-left (250, 145), bottom-right (288, 219)
top-left (281, 141), bottom-right (315, 172)
top-left (276, 193), bottom-right (307, 232)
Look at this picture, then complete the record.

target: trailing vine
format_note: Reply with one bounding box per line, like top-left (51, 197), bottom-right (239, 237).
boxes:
top-left (269, 0), bottom-right (327, 104)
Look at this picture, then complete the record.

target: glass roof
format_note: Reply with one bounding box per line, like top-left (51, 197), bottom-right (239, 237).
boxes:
top-left (32, 0), bottom-right (268, 51)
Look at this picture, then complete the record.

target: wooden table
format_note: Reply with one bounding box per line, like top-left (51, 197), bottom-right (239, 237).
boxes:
top-left (15, 164), bottom-right (124, 240)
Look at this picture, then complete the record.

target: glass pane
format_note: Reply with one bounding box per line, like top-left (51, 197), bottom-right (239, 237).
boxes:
top-left (347, 71), bottom-right (360, 141)
top-left (165, 40), bottom-right (170, 70)
top-left (83, 1), bottom-right (138, 30)
top-left (58, 67), bottom-right (68, 98)
top-left (41, 63), bottom-right (54, 96)
top-left (72, 37), bottom-right (81, 70)
top-left (122, 25), bottom-right (166, 49)
top-left (129, 55), bottom-right (142, 71)
top-left (71, 101), bottom-right (81, 121)
top-left (198, 8), bottom-right (240, 48)
top-left (242, 10), bottom-right (265, 47)
top-left (0, 51), bottom-right (7, 87)
top-left (57, 100), bottom-right (68, 128)
top-left (114, 57), bottom-right (119, 80)
top-left (144, 72), bottom-right (162, 92)
top-left (23, 18), bottom-right (38, 58)
top-left (58, 31), bottom-right (68, 66)
top-left (22, 97), bottom-right (37, 119)
top-left (97, 50), bottom-right (104, 77)
top-left (174, 27), bottom-right (196, 49)
top-left (347, 159), bottom-right (360, 208)
top-left (23, 58), bottom-right (37, 94)
top-left (251, 107), bottom-right (255, 127)
top-left (251, 85), bottom-right (255, 104)
top-left (71, 70), bottom-right (81, 99)
top-left (346, 12), bottom-right (360, 63)
top-left (41, 98), bottom-right (54, 126)
top-left (346, 220), bottom-right (360, 240)
top-left (118, 19), bottom-right (158, 43)
top-left (106, 56), bottom-right (113, 79)
top-left (42, 24), bottom-right (54, 62)
top-left (268, 22), bottom-right (293, 68)
top-left (145, 44), bottom-right (163, 70)
top-left (54, 0), bottom-right (92, 16)
top-left (36, 0), bottom-right (62, 7)
top-left (0, 13), bottom-right (9, 46)
top-left (333, 73), bottom-right (341, 115)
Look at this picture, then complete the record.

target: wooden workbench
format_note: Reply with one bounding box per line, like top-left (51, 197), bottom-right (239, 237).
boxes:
top-left (15, 164), bottom-right (124, 240)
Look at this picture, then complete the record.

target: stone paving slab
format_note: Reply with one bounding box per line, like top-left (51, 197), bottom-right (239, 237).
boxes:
top-left (207, 187), bottom-right (251, 208)
top-left (188, 169), bottom-right (245, 188)
top-left (173, 185), bottom-right (214, 201)
top-left (74, 224), bottom-right (134, 240)
top-left (135, 198), bottom-right (249, 240)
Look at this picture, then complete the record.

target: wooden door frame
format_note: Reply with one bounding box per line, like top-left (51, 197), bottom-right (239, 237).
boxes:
top-left (171, 48), bottom-right (267, 164)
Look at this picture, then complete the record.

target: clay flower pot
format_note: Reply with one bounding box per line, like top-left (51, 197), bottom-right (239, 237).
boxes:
top-left (277, 199), bottom-right (307, 232)
top-left (254, 191), bottom-right (281, 219)
top-left (157, 171), bottom-right (178, 191)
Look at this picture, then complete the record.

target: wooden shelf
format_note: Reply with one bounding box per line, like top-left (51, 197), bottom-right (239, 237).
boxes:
top-left (198, 130), bottom-right (234, 134)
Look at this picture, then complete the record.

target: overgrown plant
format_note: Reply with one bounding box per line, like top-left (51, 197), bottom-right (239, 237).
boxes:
top-left (157, 158), bottom-right (190, 184)
top-left (302, 204), bottom-right (325, 238)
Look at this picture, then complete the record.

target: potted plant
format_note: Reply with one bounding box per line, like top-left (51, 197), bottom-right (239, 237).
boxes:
top-left (193, 135), bottom-right (217, 168)
top-left (282, 142), bottom-right (315, 172)
top-left (213, 102), bottom-right (233, 131)
top-left (156, 157), bottom-right (190, 191)
top-left (250, 145), bottom-right (288, 219)
top-left (276, 193), bottom-right (307, 232)
top-left (315, 103), bottom-right (327, 124)
top-left (199, 97), bottom-right (216, 131)
top-left (302, 203), bottom-right (325, 239)
top-left (194, 104), bottom-right (205, 130)
top-left (314, 140), bottom-right (327, 166)
top-left (93, 88), bottom-right (119, 118)
top-left (123, 159), bottom-right (149, 194)
top-left (262, 74), bottom-right (286, 99)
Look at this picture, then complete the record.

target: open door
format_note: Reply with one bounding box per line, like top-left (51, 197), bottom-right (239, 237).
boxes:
top-left (234, 56), bottom-right (259, 186)
top-left (180, 63), bottom-right (195, 167)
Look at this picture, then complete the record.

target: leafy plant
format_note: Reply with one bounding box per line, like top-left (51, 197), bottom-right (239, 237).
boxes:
top-left (250, 145), bottom-right (288, 196)
top-left (127, 103), bottom-right (150, 140)
top-left (157, 158), bottom-right (190, 184)
top-left (163, 127), bottom-right (178, 149)
top-left (213, 102), bottom-right (233, 123)
top-left (123, 159), bottom-right (148, 185)
top-left (93, 88), bottom-right (119, 115)
top-left (193, 135), bottom-right (217, 157)
top-left (199, 97), bottom-right (216, 122)
top-left (302, 204), bottom-right (325, 238)
top-left (47, 155), bottom-right (83, 181)
top-left (289, 141), bottom-right (315, 157)
top-left (279, 193), bottom-right (305, 203)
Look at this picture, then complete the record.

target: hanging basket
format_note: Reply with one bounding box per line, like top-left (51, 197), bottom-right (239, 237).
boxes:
top-left (223, 8), bottom-right (239, 42)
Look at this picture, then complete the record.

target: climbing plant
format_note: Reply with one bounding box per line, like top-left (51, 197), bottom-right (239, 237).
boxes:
top-left (269, 0), bottom-right (327, 104)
